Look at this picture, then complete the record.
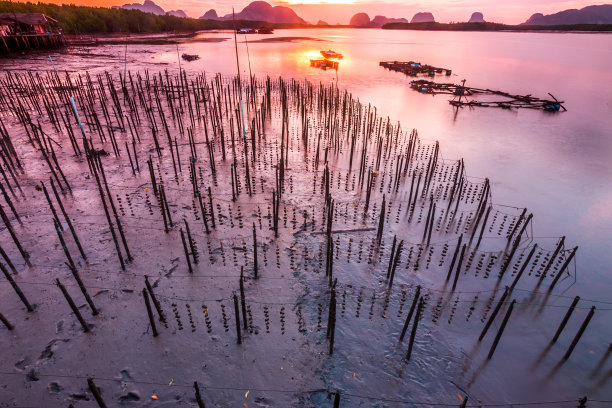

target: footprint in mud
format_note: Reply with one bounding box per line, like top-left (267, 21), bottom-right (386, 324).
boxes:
top-left (119, 391), bottom-right (140, 402)
top-left (26, 369), bottom-right (39, 381)
top-left (14, 357), bottom-right (30, 371)
top-left (254, 396), bottom-right (272, 407)
top-left (47, 382), bottom-right (63, 393)
top-left (38, 339), bottom-right (70, 363)
top-left (120, 369), bottom-right (132, 382)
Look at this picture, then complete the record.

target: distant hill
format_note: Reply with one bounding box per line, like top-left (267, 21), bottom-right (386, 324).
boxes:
top-left (410, 12), bottom-right (435, 23)
top-left (523, 4), bottom-right (612, 25)
top-left (166, 10), bottom-right (188, 18)
top-left (468, 12), bottom-right (485, 23)
top-left (348, 13), bottom-right (407, 27)
top-left (349, 12), bottom-right (370, 26)
top-left (116, 0), bottom-right (164, 15)
top-left (383, 21), bottom-right (612, 32)
top-left (115, 1), bottom-right (189, 18)
top-left (200, 1), bottom-right (305, 24)
top-left (371, 15), bottom-right (408, 27)
top-left (201, 9), bottom-right (218, 19)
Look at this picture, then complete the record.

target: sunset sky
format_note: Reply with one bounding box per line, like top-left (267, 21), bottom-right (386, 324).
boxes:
top-left (17, 0), bottom-right (609, 24)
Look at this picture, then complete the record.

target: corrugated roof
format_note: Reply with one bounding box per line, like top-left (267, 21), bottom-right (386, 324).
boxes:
top-left (0, 13), bottom-right (58, 26)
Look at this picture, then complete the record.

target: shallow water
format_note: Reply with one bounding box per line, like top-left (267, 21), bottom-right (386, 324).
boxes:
top-left (1, 28), bottom-right (612, 406)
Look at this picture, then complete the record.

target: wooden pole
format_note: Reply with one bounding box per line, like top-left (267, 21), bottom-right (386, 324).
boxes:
top-left (233, 293), bottom-right (242, 344)
top-left (253, 223), bottom-right (258, 278)
top-left (479, 286), bottom-right (509, 341)
top-left (510, 244), bottom-right (537, 291)
top-left (67, 263), bottom-right (98, 315)
top-left (487, 299), bottom-right (516, 360)
top-left (180, 228), bottom-right (193, 274)
top-left (0, 311), bottom-right (14, 330)
top-left (399, 285), bottom-right (420, 342)
top-left (56, 278), bottom-right (89, 332)
top-left (87, 378), bottom-right (108, 408)
top-left (142, 288), bottom-right (158, 337)
top-left (551, 296), bottom-right (580, 344)
top-left (563, 306), bottom-right (595, 361)
top-left (50, 178), bottom-right (86, 261)
top-left (194, 381), bottom-right (206, 408)
top-left (0, 262), bottom-right (33, 312)
top-left (452, 244), bottom-right (466, 291)
top-left (406, 297), bottom-right (423, 360)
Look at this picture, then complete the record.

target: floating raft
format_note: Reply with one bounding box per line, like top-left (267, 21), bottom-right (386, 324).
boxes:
top-left (310, 58), bottom-right (339, 70)
top-left (380, 61), bottom-right (452, 77)
top-left (410, 79), bottom-right (566, 112)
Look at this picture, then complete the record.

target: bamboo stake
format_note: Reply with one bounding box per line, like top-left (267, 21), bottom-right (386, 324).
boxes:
top-left (142, 288), bottom-right (158, 337)
top-left (0, 262), bottom-right (33, 312)
top-left (56, 278), bottom-right (89, 332)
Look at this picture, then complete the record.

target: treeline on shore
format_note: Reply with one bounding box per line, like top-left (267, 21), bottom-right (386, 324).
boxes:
top-left (0, 1), bottom-right (296, 34)
top-left (382, 21), bottom-right (612, 32)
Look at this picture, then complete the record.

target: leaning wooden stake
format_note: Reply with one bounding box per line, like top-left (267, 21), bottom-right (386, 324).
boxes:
top-left (54, 218), bottom-right (76, 268)
top-left (233, 293), bottom-right (242, 344)
top-left (452, 244), bottom-right (466, 291)
top-left (252, 223), bottom-right (258, 278)
top-left (0, 311), bottom-right (14, 330)
top-left (446, 234), bottom-right (463, 282)
top-left (487, 299), bottom-right (516, 360)
top-left (194, 381), bottom-right (206, 408)
top-left (0, 202), bottom-right (31, 266)
top-left (399, 285), bottom-right (421, 342)
top-left (406, 297), bottom-right (423, 360)
top-left (142, 288), bottom-right (158, 337)
top-left (510, 244), bottom-right (537, 291)
top-left (563, 306), bottom-right (595, 361)
top-left (239, 267), bottom-right (247, 330)
top-left (329, 288), bottom-right (337, 356)
top-left (550, 296), bottom-right (580, 344)
top-left (56, 278), bottom-right (89, 332)
top-left (50, 178), bottom-right (87, 261)
top-left (479, 286), bottom-right (510, 341)
top-left (145, 275), bottom-right (166, 323)
top-left (549, 246), bottom-right (578, 291)
top-left (67, 263), bottom-right (98, 315)
top-left (180, 228), bottom-right (193, 274)
top-left (0, 245), bottom-right (17, 273)
top-left (0, 262), bottom-right (33, 312)
top-left (87, 378), bottom-right (108, 408)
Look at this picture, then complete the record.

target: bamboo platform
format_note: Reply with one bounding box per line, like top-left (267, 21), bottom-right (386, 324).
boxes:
top-left (0, 33), bottom-right (65, 55)
top-left (410, 79), bottom-right (566, 112)
top-left (380, 61), bottom-right (452, 77)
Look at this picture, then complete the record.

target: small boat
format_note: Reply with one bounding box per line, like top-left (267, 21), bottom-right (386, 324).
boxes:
top-left (543, 103), bottom-right (561, 112)
top-left (257, 27), bottom-right (273, 34)
top-left (181, 54), bottom-right (199, 61)
top-left (320, 50), bottom-right (343, 59)
top-left (310, 59), bottom-right (339, 70)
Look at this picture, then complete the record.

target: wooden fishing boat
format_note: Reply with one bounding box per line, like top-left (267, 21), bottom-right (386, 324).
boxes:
top-left (320, 50), bottom-right (343, 59)
top-left (310, 59), bottom-right (339, 70)
top-left (181, 53), bottom-right (199, 61)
